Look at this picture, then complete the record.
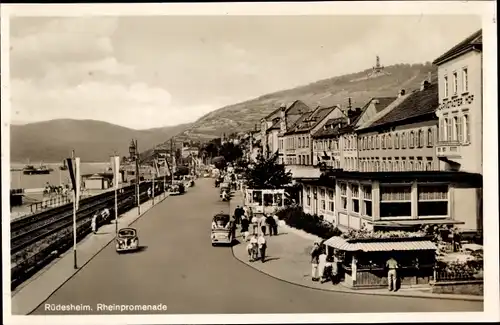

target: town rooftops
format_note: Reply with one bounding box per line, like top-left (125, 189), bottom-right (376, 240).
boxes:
top-left (262, 100), bottom-right (300, 121)
top-left (313, 117), bottom-right (349, 138)
top-left (433, 29), bottom-right (482, 66)
top-left (359, 82), bottom-right (438, 131)
top-left (284, 106), bottom-right (335, 135)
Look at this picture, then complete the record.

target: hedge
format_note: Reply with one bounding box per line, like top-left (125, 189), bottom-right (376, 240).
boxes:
top-left (275, 206), bottom-right (342, 239)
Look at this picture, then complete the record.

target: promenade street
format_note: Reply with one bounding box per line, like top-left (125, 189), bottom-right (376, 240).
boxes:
top-left (33, 179), bottom-right (483, 314)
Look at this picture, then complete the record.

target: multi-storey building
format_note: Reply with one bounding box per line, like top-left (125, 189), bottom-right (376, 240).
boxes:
top-left (356, 80), bottom-right (440, 172)
top-left (260, 100), bottom-right (311, 159)
top-left (312, 117), bottom-right (348, 169)
top-left (434, 29), bottom-right (482, 174)
top-left (282, 106), bottom-right (342, 166)
top-left (297, 31), bottom-right (483, 234)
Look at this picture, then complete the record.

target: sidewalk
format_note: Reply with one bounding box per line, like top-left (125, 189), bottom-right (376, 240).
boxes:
top-left (11, 192), bottom-right (170, 315)
top-left (230, 192), bottom-right (483, 302)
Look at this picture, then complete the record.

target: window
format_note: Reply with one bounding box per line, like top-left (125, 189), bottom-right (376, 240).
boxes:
top-left (351, 184), bottom-right (360, 213)
top-left (328, 190), bottom-right (335, 212)
top-left (416, 159), bottom-right (423, 171)
top-left (381, 135), bottom-right (386, 149)
top-left (462, 68), bottom-right (469, 93)
top-left (425, 159), bottom-right (432, 171)
top-left (444, 75), bottom-right (449, 98)
top-left (376, 160), bottom-right (380, 172)
top-left (387, 134), bottom-right (392, 149)
top-left (439, 119), bottom-right (445, 141)
top-left (464, 114), bottom-right (470, 142)
top-left (408, 161), bottom-right (413, 171)
top-left (320, 188), bottom-right (326, 211)
top-left (427, 129), bottom-right (433, 147)
top-left (401, 160), bottom-right (406, 171)
top-left (387, 160), bottom-right (392, 171)
top-left (452, 116), bottom-right (458, 141)
top-left (446, 118), bottom-right (452, 141)
top-left (409, 131), bottom-right (415, 148)
top-left (453, 72), bottom-right (458, 95)
top-left (394, 159), bottom-right (399, 172)
top-left (395, 134), bottom-right (399, 149)
top-left (340, 183), bottom-right (347, 210)
top-left (380, 185), bottom-right (412, 218)
top-left (375, 136), bottom-right (380, 149)
top-left (401, 133), bottom-right (407, 149)
top-left (368, 137), bottom-right (372, 150)
top-left (457, 116), bottom-right (463, 143)
top-left (306, 155), bottom-right (310, 165)
top-left (418, 184), bottom-right (448, 216)
top-left (418, 129), bottom-right (424, 148)
top-left (362, 185), bottom-right (372, 217)
top-left (381, 160), bottom-right (386, 172)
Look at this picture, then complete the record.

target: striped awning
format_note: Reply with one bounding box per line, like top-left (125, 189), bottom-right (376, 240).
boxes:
top-left (324, 236), bottom-right (437, 252)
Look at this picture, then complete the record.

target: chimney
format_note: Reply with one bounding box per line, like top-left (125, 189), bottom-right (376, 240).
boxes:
top-left (398, 89), bottom-right (406, 98)
top-left (280, 105), bottom-right (287, 132)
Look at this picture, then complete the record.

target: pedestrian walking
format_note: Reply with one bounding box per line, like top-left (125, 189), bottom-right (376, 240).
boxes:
top-left (91, 213), bottom-right (98, 234)
top-left (241, 216), bottom-right (250, 241)
top-left (251, 215), bottom-right (259, 235)
top-left (246, 242), bottom-right (254, 262)
top-left (386, 254), bottom-right (399, 291)
top-left (272, 214), bottom-right (279, 235)
top-left (258, 234), bottom-right (267, 263)
top-left (259, 214), bottom-right (267, 236)
top-left (250, 234), bottom-right (259, 261)
top-left (311, 241), bottom-right (321, 281)
top-left (318, 248), bottom-right (327, 281)
top-left (147, 187), bottom-right (152, 199)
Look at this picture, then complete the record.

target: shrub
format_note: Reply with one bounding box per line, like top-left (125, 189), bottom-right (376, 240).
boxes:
top-left (275, 206), bottom-right (342, 239)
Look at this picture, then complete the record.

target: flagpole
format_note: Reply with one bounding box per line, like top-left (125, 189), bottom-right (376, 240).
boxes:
top-left (113, 154), bottom-right (119, 237)
top-left (152, 166), bottom-right (155, 205)
top-left (73, 152), bottom-right (79, 269)
top-left (135, 139), bottom-right (141, 215)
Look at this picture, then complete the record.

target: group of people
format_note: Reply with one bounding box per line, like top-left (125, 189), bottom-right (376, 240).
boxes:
top-left (232, 205), bottom-right (280, 263)
top-left (91, 207), bottom-right (111, 234)
top-left (310, 240), bottom-right (341, 284)
top-left (233, 205), bottom-right (279, 241)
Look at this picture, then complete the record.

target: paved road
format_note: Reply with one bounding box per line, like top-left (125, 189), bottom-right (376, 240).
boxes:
top-left (32, 179), bottom-right (482, 314)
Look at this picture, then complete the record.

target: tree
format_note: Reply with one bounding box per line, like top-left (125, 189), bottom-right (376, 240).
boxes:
top-left (243, 153), bottom-right (292, 189)
top-left (220, 141), bottom-right (243, 163)
top-left (212, 156), bottom-right (227, 170)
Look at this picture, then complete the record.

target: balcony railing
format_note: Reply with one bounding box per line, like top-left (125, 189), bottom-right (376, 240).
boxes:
top-left (436, 141), bottom-right (461, 158)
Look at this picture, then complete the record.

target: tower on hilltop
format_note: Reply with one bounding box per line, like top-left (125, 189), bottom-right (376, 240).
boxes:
top-left (367, 55), bottom-right (391, 78)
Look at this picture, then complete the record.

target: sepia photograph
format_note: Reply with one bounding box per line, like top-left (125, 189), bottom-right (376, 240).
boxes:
top-left (1, 2), bottom-right (498, 324)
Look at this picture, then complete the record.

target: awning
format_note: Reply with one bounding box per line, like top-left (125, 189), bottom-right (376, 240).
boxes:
top-left (324, 236), bottom-right (437, 252)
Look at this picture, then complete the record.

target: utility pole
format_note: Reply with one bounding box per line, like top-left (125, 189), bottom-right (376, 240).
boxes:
top-left (135, 139), bottom-right (140, 215)
top-left (171, 138), bottom-right (175, 184)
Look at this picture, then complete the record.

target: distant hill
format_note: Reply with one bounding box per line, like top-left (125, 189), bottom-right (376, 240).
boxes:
top-left (10, 119), bottom-right (191, 163)
top-left (179, 62), bottom-right (437, 140)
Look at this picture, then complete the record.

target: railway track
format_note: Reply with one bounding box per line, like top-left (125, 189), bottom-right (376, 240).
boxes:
top-left (11, 180), bottom-right (168, 290)
top-left (10, 184), bottom-right (146, 254)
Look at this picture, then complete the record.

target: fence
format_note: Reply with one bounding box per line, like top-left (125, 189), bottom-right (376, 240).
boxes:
top-left (29, 195), bottom-right (72, 214)
top-left (434, 269), bottom-right (483, 282)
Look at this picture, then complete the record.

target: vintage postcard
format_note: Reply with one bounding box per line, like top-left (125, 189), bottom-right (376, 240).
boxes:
top-left (1, 1), bottom-right (498, 324)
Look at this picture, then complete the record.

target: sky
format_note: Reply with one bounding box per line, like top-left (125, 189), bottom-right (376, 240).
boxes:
top-left (9, 15), bottom-right (481, 129)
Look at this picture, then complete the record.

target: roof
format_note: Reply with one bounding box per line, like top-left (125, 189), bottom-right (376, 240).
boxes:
top-left (324, 236), bottom-right (437, 252)
top-left (364, 83), bottom-right (438, 129)
top-left (312, 117), bottom-right (348, 138)
top-left (263, 100), bottom-right (299, 120)
top-left (285, 107), bottom-right (334, 135)
top-left (433, 29), bottom-right (482, 65)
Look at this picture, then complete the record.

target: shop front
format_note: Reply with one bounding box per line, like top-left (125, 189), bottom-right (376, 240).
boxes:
top-left (324, 235), bottom-right (437, 289)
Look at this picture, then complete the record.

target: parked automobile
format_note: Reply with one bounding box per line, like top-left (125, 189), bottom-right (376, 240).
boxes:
top-left (170, 182), bottom-right (185, 195)
top-left (116, 228), bottom-right (139, 253)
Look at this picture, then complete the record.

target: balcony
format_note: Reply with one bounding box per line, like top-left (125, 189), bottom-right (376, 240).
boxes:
top-left (436, 141), bottom-right (461, 158)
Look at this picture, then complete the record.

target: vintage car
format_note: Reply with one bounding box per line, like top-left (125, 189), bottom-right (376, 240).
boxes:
top-left (170, 182), bottom-right (185, 195)
top-left (116, 227), bottom-right (139, 253)
top-left (211, 214), bottom-right (235, 246)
